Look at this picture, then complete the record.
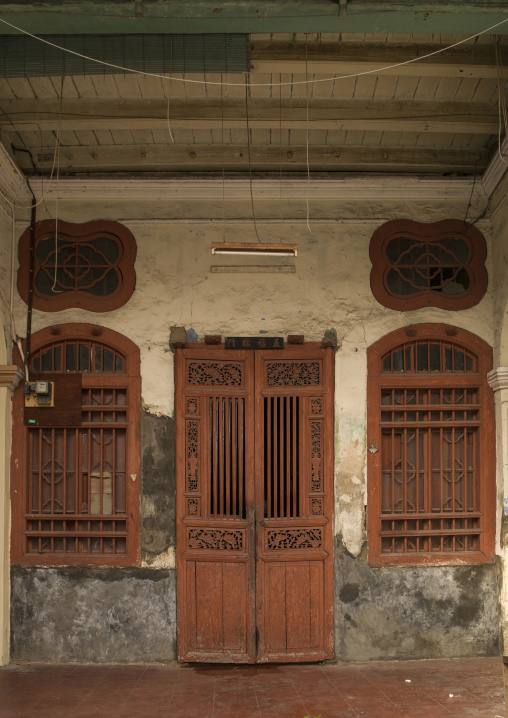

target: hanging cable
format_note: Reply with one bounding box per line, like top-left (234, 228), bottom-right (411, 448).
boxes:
top-left (495, 40), bottom-right (508, 164)
top-left (0, 16), bottom-right (507, 89)
top-left (244, 74), bottom-right (262, 243)
top-left (51, 75), bottom-right (64, 293)
top-left (305, 34), bottom-right (312, 234)
top-left (221, 72), bottom-right (226, 242)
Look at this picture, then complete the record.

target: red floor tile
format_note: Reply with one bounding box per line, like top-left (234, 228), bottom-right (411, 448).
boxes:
top-left (0, 657), bottom-right (503, 718)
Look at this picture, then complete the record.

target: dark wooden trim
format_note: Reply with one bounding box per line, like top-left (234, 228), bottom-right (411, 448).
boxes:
top-left (17, 219), bottom-right (137, 313)
top-left (369, 219), bottom-right (488, 312)
top-left (367, 323), bottom-right (495, 567)
top-left (11, 323), bottom-right (141, 567)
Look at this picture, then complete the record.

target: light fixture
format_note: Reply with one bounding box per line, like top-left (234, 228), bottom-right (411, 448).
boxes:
top-left (211, 242), bottom-right (298, 257)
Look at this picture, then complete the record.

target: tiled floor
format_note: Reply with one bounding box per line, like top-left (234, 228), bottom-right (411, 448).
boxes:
top-left (0, 657), bottom-right (505, 718)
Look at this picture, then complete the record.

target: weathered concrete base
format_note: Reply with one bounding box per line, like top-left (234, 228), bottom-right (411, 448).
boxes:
top-left (334, 539), bottom-right (501, 662)
top-left (10, 567), bottom-right (176, 663)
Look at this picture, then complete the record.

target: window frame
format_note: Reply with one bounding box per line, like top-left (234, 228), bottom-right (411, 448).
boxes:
top-left (367, 323), bottom-right (495, 567)
top-left (11, 323), bottom-right (141, 567)
top-left (17, 219), bottom-right (137, 313)
top-left (369, 219), bottom-right (488, 311)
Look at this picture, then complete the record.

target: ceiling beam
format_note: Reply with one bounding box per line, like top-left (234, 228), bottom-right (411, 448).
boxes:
top-left (10, 143), bottom-right (489, 175)
top-left (0, 2), bottom-right (507, 35)
top-left (250, 42), bottom-right (508, 79)
top-left (0, 98), bottom-right (499, 135)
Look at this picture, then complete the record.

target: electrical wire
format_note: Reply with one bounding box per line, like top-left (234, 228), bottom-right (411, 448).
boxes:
top-left (305, 34), bottom-right (311, 234)
top-left (0, 15), bottom-right (507, 88)
top-left (244, 74), bottom-right (261, 243)
top-left (495, 41), bottom-right (508, 164)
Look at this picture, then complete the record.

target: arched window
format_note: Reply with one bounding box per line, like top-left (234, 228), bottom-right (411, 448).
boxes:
top-left (11, 324), bottom-right (140, 566)
top-left (367, 324), bottom-right (495, 566)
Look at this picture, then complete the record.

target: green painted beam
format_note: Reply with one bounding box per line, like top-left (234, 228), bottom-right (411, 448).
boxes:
top-left (0, 1), bottom-right (507, 36)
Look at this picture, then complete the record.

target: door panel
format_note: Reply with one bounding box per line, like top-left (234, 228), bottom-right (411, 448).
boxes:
top-left (176, 351), bottom-right (256, 663)
top-left (176, 345), bottom-right (333, 663)
top-left (255, 349), bottom-right (334, 662)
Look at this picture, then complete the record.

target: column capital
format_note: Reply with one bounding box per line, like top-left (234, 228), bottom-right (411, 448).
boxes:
top-left (0, 365), bottom-right (23, 392)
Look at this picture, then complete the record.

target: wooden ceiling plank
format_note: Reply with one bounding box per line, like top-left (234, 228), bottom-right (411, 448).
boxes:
top-left (467, 134), bottom-right (494, 149)
top-left (223, 74), bottom-right (246, 100)
top-left (192, 129), bottom-right (214, 144)
top-left (353, 75), bottom-right (378, 99)
top-left (27, 77), bottom-right (59, 100)
top-left (184, 74), bottom-right (208, 99)
top-left (380, 130), bottom-right (403, 147)
top-left (6, 78), bottom-right (36, 100)
top-left (137, 74), bottom-right (166, 100)
top-left (454, 78), bottom-right (482, 103)
top-left (90, 74), bottom-right (120, 99)
top-left (130, 129), bottom-right (156, 145)
top-left (111, 129), bottom-right (136, 145)
top-left (373, 75), bottom-right (399, 100)
top-left (433, 77), bottom-right (462, 100)
top-left (471, 78), bottom-right (498, 103)
top-left (413, 76), bottom-right (440, 100)
top-left (58, 130), bottom-right (80, 147)
top-left (331, 76), bottom-right (357, 99)
top-left (113, 74), bottom-right (143, 100)
top-left (74, 129), bottom-right (99, 147)
top-left (393, 76), bottom-right (419, 100)
top-left (344, 130), bottom-right (365, 146)
top-left (361, 130), bottom-right (385, 146)
top-left (70, 76), bottom-right (99, 100)
top-left (203, 73), bottom-right (226, 100)
top-left (94, 129), bottom-right (115, 145)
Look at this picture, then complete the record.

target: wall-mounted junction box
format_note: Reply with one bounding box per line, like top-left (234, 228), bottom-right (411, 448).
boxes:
top-left (24, 380), bottom-right (54, 408)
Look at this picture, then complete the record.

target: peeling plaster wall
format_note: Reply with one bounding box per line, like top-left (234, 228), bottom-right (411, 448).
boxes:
top-left (8, 192), bottom-right (501, 662)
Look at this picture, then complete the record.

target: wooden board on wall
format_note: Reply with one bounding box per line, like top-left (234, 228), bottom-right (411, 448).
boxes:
top-left (24, 373), bottom-right (82, 427)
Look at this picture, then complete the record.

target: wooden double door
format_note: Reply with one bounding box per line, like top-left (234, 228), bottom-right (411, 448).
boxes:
top-left (175, 344), bottom-right (334, 663)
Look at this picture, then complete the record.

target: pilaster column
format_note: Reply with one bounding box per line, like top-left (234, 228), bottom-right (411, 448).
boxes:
top-left (488, 367), bottom-right (508, 516)
top-left (487, 367), bottom-right (508, 654)
top-left (0, 366), bottom-right (23, 666)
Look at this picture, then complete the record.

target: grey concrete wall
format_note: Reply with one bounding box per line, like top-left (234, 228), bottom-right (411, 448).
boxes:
top-left (10, 567), bottom-right (176, 663)
top-left (334, 538), bottom-right (501, 661)
top-left (141, 411), bottom-right (176, 565)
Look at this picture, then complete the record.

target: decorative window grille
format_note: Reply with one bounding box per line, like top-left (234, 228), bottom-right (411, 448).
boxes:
top-left (12, 324), bottom-right (140, 566)
top-left (17, 220), bottom-right (136, 313)
top-left (369, 220), bottom-right (487, 311)
top-left (367, 325), bottom-right (495, 566)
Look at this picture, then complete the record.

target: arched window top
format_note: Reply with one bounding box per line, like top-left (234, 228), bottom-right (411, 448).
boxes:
top-left (25, 323), bottom-right (139, 377)
top-left (381, 339), bottom-right (477, 374)
top-left (369, 219), bottom-right (488, 311)
top-left (17, 219), bottom-right (137, 313)
top-left (369, 324), bottom-right (492, 377)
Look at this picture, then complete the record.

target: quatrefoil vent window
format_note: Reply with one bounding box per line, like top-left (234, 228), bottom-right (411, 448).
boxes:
top-left (18, 219), bottom-right (136, 312)
top-left (369, 220), bottom-right (487, 311)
